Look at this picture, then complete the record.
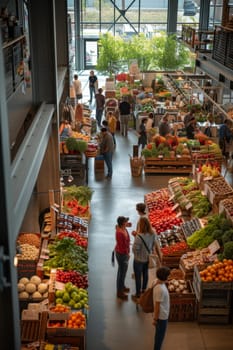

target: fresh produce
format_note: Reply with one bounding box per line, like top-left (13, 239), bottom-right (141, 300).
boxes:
top-left (47, 320), bottom-right (66, 328)
top-left (167, 279), bottom-right (190, 293)
top-left (186, 190), bottom-right (211, 218)
top-left (220, 242), bottom-right (233, 260)
top-left (49, 304), bottom-right (70, 313)
top-left (187, 214), bottom-right (232, 249)
top-left (199, 259), bottom-right (233, 282)
top-left (206, 177), bottom-right (233, 196)
top-left (56, 270), bottom-right (88, 289)
top-left (145, 188), bottom-right (173, 211)
top-left (43, 237), bottom-right (88, 274)
top-left (198, 163), bottom-right (221, 177)
top-left (63, 185), bottom-right (93, 206)
top-left (180, 248), bottom-right (216, 271)
top-left (57, 231), bottom-right (88, 249)
top-left (67, 310), bottom-right (86, 329)
top-left (220, 197), bottom-right (233, 216)
top-left (63, 198), bottom-right (90, 216)
top-left (18, 275), bottom-right (48, 299)
top-left (161, 242), bottom-right (189, 256)
top-left (148, 207), bottom-right (183, 234)
top-left (18, 243), bottom-right (40, 260)
top-left (55, 282), bottom-right (88, 309)
top-left (17, 233), bottom-right (41, 248)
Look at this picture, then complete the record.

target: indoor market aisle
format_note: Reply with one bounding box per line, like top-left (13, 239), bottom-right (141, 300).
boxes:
top-left (85, 130), bottom-right (233, 350)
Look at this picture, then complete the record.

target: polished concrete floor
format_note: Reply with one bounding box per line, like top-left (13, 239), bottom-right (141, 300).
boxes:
top-left (75, 72), bottom-right (233, 350)
top-left (85, 131), bottom-right (233, 350)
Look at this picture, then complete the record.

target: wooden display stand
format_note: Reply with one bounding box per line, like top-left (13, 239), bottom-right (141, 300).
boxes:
top-left (95, 156), bottom-right (105, 173)
top-left (144, 158), bottom-right (193, 174)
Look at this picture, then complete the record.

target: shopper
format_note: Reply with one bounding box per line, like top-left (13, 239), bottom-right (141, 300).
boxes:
top-left (119, 96), bottom-right (131, 136)
top-left (158, 114), bottom-right (171, 137)
top-left (106, 111), bottom-right (117, 146)
top-left (219, 119), bottom-right (233, 158)
top-left (183, 108), bottom-right (195, 128)
top-left (146, 112), bottom-right (154, 142)
top-left (100, 127), bottom-right (114, 179)
top-left (132, 217), bottom-right (157, 301)
top-left (153, 266), bottom-right (171, 350)
top-left (72, 74), bottom-right (82, 101)
top-left (59, 120), bottom-right (72, 140)
top-left (138, 118), bottom-right (148, 150)
top-left (131, 202), bottom-right (147, 237)
top-left (185, 117), bottom-right (198, 139)
top-left (95, 88), bottom-right (105, 127)
top-left (115, 216), bottom-right (131, 300)
top-left (89, 70), bottom-right (98, 103)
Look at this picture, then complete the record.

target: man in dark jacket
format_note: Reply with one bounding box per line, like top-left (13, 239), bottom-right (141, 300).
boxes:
top-left (119, 97), bottom-right (131, 136)
top-left (95, 88), bottom-right (105, 127)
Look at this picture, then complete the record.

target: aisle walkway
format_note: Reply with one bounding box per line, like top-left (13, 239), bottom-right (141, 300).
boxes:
top-left (76, 71), bottom-right (233, 350)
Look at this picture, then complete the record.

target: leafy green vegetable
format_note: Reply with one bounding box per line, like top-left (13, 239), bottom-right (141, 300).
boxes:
top-left (222, 242), bottom-right (233, 259)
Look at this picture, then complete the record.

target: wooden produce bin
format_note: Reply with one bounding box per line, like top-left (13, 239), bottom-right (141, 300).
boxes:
top-left (193, 266), bottom-right (232, 324)
top-left (204, 176), bottom-right (233, 213)
top-left (21, 311), bottom-right (47, 344)
top-left (169, 281), bottom-right (197, 322)
top-left (130, 157), bottom-right (143, 177)
top-left (144, 158), bottom-right (192, 175)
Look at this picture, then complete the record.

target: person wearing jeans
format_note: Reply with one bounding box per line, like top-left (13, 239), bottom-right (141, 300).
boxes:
top-left (114, 216), bottom-right (131, 300)
top-left (132, 217), bottom-right (156, 302)
top-left (152, 266), bottom-right (171, 350)
top-left (100, 127), bottom-right (114, 179)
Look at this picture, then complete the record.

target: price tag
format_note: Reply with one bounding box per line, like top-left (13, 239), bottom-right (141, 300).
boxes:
top-left (172, 203), bottom-right (179, 211)
top-left (208, 190), bottom-right (214, 205)
top-left (185, 202), bottom-right (193, 210)
top-left (208, 240), bottom-right (220, 256)
top-left (40, 298), bottom-right (49, 305)
top-left (176, 211), bottom-right (182, 218)
top-left (203, 184), bottom-right (208, 196)
top-left (169, 194), bottom-right (175, 201)
top-left (203, 176), bottom-right (213, 181)
top-left (55, 281), bottom-right (65, 290)
top-left (158, 155), bottom-right (163, 159)
top-left (40, 254), bottom-right (49, 259)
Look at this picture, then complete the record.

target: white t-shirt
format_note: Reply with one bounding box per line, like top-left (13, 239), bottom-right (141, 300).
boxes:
top-left (153, 282), bottom-right (170, 320)
top-left (146, 118), bottom-right (154, 132)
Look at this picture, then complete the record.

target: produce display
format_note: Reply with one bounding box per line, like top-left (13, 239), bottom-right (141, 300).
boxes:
top-left (57, 231), bottom-right (88, 249)
top-left (161, 241), bottom-right (189, 256)
top-left (43, 237), bottom-right (88, 274)
top-left (187, 214), bottom-right (232, 249)
top-left (158, 227), bottom-right (185, 248)
top-left (62, 185), bottom-right (93, 217)
top-left (167, 279), bottom-right (190, 294)
top-left (191, 142), bottom-right (222, 159)
top-left (55, 282), bottom-right (88, 309)
top-left (180, 248), bottom-right (216, 271)
top-left (18, 243), bottom-right (40, 260)
top-left (67, 310), bottom-right (86, 329)
top-left (205, 176), bottom-right (233, 197)
top-left (18, 275), bottom-right (48, 299)
top-left (219, 197), bottom-right (233, 217)
top-left (145, 188), bottom-right (173, 210)
top-left (181, 218), bottom-right (202, 238)
top-left (199, 259), bottom-right (233, 282)
top-left (17, 233), bottom-right (41, 248)
top-left (186, 190), bottom-right (211, 218)
top-left (56, 270), bottom-right (88, 289)
top-left (197, 163), bottom-right (221, 178)
top-left (148, 207), bottom-right (183, 234)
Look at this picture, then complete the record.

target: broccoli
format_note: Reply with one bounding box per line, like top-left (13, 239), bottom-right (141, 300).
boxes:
top-left (222, 242), bottom-right (233, 259)
top-left (222, 230), bottom-right (233, 244)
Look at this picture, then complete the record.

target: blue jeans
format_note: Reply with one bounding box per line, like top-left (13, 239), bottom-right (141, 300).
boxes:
top-left (89, 86), bottom-right (95, 102)
top-left (133, 260), bottom-right (149, 296)
top-left (116, 252), bottom-right (129, 293)
top-left (103, 151), bottom-right (113, 177)
top-left (154, 319), bottom-right (168, 350)
top-left (96, 108), bottom-right (104, 127)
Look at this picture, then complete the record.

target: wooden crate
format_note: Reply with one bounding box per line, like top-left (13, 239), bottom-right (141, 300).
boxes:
top-left (204, 177), bottom-right (233, 208)
top-left (21, 311), bottom-right (47, 343)
top-left (144, 158), bottom-right (192, 175)
top-left (169, 281), bottom-right (197, 321)
top-left (130, 157), bottom-right (143, 177)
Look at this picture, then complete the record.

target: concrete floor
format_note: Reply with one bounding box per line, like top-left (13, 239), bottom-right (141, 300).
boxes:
top-left (84, 132), bottom-right (233, 350)
top-left (74, 72), bottom-right (233, 350)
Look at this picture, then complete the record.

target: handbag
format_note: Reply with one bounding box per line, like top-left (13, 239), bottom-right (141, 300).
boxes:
top-left (111, 250), bottom-right (115, 266)
top-left (138, 235), bottom-right (157, 269)
top-left (139, 281), bottom-right (158, 313)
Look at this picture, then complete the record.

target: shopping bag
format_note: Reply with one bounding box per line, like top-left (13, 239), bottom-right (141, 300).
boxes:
top-left (148, 254), bottom-right (157, 269)
top-left (139, 285), bottom-right (155, 313)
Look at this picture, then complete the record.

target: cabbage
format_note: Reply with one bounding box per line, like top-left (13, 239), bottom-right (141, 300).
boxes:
top-left (32, 291), bottom-right (42, 299)
top-left (19, 291), bottom-right (29, 299)
top-left (19, 277), bottom-right (29, 285)
top-left (38, 283), bottom-right (48, 294)
top-left (25, 282), bottom-right (37, 294)
top-left (17, 283), bottom-right (25, 292)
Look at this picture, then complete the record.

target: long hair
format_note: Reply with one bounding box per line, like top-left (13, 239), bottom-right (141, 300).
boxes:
top-left (138, 217), bottom-right (154, 235)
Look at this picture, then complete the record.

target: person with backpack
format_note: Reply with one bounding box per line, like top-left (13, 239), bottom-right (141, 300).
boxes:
top-left (152, 266), bottom-right (171, 350)
top-left (131, 217), bottom-right (157, 302)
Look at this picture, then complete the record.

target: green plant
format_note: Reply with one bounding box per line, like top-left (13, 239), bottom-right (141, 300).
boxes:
top-left (65, 137), bottom-right (79, 152)
top-left (76, 140), bottom-right (88, 153)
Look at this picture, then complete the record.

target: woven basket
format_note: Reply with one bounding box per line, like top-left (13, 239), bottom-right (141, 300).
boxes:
top-left (130, 157), bottom-right (143, 177)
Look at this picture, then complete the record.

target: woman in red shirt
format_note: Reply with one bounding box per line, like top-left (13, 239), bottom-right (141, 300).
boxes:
top-left (115, 216), bottom-right (131, 300)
